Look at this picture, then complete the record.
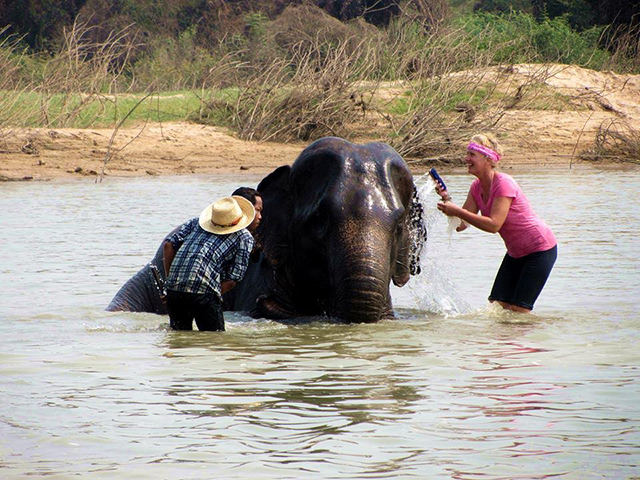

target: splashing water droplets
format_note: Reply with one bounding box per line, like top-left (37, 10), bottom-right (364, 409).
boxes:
top-left (408, 176), bottom-right (471, 316)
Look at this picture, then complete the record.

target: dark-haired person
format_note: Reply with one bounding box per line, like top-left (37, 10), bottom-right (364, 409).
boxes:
top-left (232, 187), bottom-right (263, 233)
top-left (435, 133), bottom-right (557, 313)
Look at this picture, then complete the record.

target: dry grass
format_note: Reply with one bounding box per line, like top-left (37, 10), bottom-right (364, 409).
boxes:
top-left (199, 34), bottom-right (380, 142)
top-left (0, 20), bottom-right (141, 134)
top-left (370, 23), bottom-right (559, 164)
top-left (2, 5), bottom-right (637, 165)
top-left (581, 119), bottom-right (640, 164)
top-left (33, 19), bottom-right (139, 128)
top-left (193, 9), bottom-right (563, 159)
top-left (602, 23), bottom-right (640, 74)
top-left (0, 27), bottom-right (33, 149)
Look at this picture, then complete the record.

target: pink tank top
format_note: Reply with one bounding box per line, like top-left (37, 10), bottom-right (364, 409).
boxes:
top-left (470, 172), bottom-right (556, 258)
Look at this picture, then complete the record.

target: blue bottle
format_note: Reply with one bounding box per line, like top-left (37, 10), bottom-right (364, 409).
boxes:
top-left (429, 167), bottom-right (446, 190)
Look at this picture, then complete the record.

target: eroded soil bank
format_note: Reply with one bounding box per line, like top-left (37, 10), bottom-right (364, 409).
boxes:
top-left (2, 64), bottom-right (639, 181)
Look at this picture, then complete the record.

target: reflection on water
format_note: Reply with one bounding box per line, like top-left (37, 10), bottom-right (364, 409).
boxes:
top-left (1, 168), bottom-right (639, 478)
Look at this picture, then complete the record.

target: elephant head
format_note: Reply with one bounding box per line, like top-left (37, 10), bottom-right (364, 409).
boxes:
top-left (251, 137), bottom-right (424, 323)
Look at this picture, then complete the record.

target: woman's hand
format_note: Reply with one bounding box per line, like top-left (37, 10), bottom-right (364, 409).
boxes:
top-left (434, 183), bottom-right (451, 202)
top-left (437, 200), bottom-right (462, 217)
top-left (438, 202), bottom-right (468, 232)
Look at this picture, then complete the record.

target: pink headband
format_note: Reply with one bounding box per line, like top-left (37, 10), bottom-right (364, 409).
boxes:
top-left (468, 142), bottom-right (501, 163)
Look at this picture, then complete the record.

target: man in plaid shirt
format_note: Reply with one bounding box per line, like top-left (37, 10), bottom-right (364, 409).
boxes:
top-left (163, 196), bottom-right (255, 331)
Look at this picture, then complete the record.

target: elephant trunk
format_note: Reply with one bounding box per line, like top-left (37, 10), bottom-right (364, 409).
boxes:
top-left (331, 251), bottom-right (392, 323)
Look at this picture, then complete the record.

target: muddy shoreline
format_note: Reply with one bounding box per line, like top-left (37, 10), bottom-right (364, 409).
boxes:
top-left (2, 119), bottom-right (636, 183)
top-left (2, 65), bottom-right (639, 182)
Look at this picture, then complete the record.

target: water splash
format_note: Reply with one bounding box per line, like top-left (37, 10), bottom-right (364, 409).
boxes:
top-left (407, 176), bottom-right (471, 316)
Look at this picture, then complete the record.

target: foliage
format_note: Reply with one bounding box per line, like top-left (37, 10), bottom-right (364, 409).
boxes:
top-left (3, 0), bottom-right (639, 56)
top-left (0, 0), bottom-right (87, 51)
top-left (199, 35), bottom-right (378, 142)
top-left (472, 0), bottom-right (639, 31)
top-left (473, 0), bottom-right (533, 15)
top-left (130, 26), bottom-right (223, 91)
top-left (1, 1), bottom-right (639, 162)
top-left (454, 11), bottom-right (611, 69)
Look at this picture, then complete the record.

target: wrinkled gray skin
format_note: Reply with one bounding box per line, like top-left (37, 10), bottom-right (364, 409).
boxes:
top-left (224, 137), bottom-right (423, 323)
top-left (106, 137), bottom-right (425, 322)
top-left (106, 227), bottom-right (178, 314)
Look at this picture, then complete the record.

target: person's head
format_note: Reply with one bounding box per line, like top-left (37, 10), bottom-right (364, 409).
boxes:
top-left (466, 133), bottom-right (503, 172)
top-left (232, 187), bottom-right (263, 232)
top-left (199, 196), bottom-right (255, 235)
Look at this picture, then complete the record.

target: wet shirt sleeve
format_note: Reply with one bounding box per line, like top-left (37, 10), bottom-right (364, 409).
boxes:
top-left (166, 218), bottom-right (198, 250)
top-left (226, 231), bottom-right (255, 282)
top-left (494, 174), bottom-right (518, 199)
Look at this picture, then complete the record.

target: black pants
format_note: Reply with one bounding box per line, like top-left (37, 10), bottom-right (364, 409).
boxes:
top-left (489, 245), bottom-right (558, 310)
top-left (166, 290), bottom-right (225, 331)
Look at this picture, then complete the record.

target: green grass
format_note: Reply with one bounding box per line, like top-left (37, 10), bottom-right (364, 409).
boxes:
top-left (1, 77), bottom-right (590, 131)
top-left (0, 90), bottom-right (210, 128)
top-left (375, 79), bottom-right (586, 120)
top-left (386, 96), bottom-right (411, 115)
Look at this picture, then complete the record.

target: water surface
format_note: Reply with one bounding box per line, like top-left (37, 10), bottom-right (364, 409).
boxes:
top-left (0, 167), bottom-right (638, 479)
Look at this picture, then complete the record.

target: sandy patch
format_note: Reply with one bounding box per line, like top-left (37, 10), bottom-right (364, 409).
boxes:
top-left (0, 123), bottom-right (306, 181)
top-left (1, 64), bottom-right (639, 181)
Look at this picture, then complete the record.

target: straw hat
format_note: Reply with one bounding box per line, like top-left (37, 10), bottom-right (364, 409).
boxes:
top-left (199, 196), bottom-right (255, 235)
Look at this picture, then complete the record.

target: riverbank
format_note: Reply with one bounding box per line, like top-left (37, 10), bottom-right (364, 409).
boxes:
top-left (0, 122), bottom-right (305, 181)
top-left (2, 64), bottom-right (639, 181)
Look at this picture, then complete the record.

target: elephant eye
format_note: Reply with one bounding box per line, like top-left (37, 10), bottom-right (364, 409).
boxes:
top-left (393, 208), bottom-right (407, 236)
top-left (306, 208), bottom-right (330, 238)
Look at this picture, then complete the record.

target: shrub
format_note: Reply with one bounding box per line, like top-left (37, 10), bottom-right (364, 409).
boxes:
top-left (583, 119), bottom-right (640, 164)
top-left (199, 35), bottom-right (378, 142)
top-left (131, 26), bottom-right (222, 90)
top-left (453, 11), bottom-right (611, 68)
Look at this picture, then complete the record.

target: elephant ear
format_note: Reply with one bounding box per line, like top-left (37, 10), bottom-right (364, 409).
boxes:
top-left (256, 165), bottom-right (292, 268)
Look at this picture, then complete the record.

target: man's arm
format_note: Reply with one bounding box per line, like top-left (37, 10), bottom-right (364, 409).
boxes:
top-left (163, 241), bottom-right (176, 277)
top-left (163, 218), bottom-right (198, 276)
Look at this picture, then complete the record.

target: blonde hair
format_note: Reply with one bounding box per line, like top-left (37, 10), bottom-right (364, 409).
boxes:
top-left (470, 133), bottom-right (503, 167)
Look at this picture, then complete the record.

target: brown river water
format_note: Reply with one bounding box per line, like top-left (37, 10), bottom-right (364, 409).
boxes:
top-left (0, 167), bottom-right (638, 479)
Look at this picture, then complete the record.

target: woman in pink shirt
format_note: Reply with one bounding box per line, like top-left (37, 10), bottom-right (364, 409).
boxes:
top-left (436, 134), bottom-right (557, 312)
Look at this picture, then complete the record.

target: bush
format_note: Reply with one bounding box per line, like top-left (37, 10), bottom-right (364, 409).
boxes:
top-left (130, 26), bottom-right (222, 90)
top-left (583, 119), bottom-right (640, 164)
top-left (454, 11), bottom-right (611, 68)
top-left (531, 16), bottom-right (608, 68)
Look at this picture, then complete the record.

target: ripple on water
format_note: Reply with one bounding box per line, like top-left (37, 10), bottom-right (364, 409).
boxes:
top-left (1, 171), bottom-right (639, 478)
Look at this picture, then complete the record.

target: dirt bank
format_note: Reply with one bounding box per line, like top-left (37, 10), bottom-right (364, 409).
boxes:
top-left (1, 64), bottom-right (639, 182)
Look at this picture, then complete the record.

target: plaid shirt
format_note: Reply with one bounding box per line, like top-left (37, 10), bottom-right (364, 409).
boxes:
top-left (165, 218), bottom-right (254, 298)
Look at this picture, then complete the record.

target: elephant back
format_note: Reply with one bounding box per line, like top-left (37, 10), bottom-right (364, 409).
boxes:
top-left (106, 226), bottom-right (180, 314)
top-left (106, 264), bottom-right (167, 314)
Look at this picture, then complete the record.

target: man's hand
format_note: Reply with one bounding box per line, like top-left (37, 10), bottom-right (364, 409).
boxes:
top-left (221, 280), bottom-right (237, 295)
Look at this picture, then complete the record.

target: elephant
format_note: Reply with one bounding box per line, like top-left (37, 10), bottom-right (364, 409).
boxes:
top-left (223, 136), bottom-right (426, 323)
top-left (106, 228), bottom-right (176, 314)
top-left (106, 137), bottom-right (426, 322)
